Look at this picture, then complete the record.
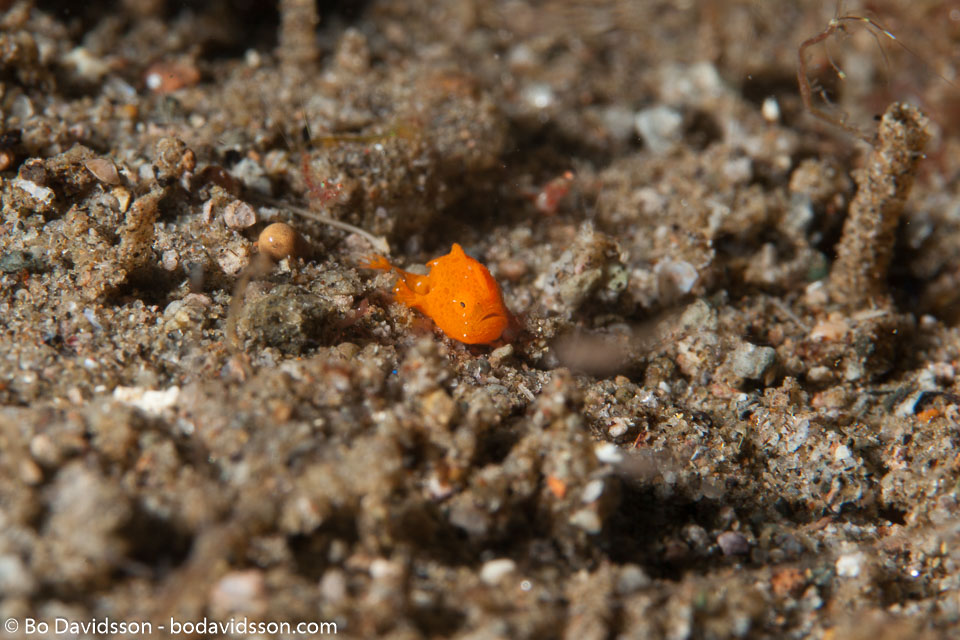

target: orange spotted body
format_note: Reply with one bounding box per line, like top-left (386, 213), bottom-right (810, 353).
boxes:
top-left (364, 243), bottom-right (512, 345)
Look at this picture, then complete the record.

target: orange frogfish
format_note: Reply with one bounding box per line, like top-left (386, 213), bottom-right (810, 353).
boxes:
top-left (364, 243), bottom-right (512, 345)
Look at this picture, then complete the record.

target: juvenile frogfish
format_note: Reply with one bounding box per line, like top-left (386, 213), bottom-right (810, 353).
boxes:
top-left (364, 243), bottom-right (512, 345)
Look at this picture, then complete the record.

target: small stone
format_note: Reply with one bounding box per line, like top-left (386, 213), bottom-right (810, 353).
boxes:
top-left (334, 28), bottom-right (371, 74)
top-left (111, 386), bottom-right (180, 416)
top-left (210, 569), bottom-right (267, 617)
top-left (723, 156), bottom-right (753, 184)
top-left (448, 500), bottom-right (491, 537)
top-left (770, 567), bottom-right (806, 598)
top-left (162, 249), bottom-right (179, 271)
top-left (369, 558), bottom-right (400, 580)
top-left (19, 458), bottom-right (42, 485)
top-left (522, 83), bottom-right (554, 109)
top-left (29, 434), bottom-right (60, 466)
top-left (0, 554), bottom-right (36, 596)
top-left (895, 392), bottom-right (923, 417)
top-left (498, 258), bottom-right (528, 282)
top-left (223, 200), bottom-right (257, 229)
top-left (835, 552), bottom-right (865, 578)
top-left (607, 417), bottom-right (631, 438)
top-left (489, 344), bottom-right (514, 367)
top-left (680, 299), bottom-right (717, 331)
top-left (569, 507), bottom-right (602, 534)
top-left (594, 443), bottom-right (623, 464)
top-left (616, 564), bottom-right (651, 594)
top-left (601, 105), bottom-right (637, 142)
top-left (13, 177), bottom-right (54, 207)
top-left (236, 284), bottom-right (332, 353)
top-left (139, 163), bottom-right (156, 183)
top-left (319, 569), bottom-right (347, 603)
top-left (336, 342), bottom-right (361, 360)
top-left (761, 96), bottom-right (780, 122)
top-left (581, 479), bottom-right (605, 503)
top-left (154, 137), bottom-right (194, 181)
top-left (63, 46), bottom-right (110, 80)
top-left (810, 314), bottom-right (849, 341)
top-left (144, 60), bottom-right (200, 93)
top-left (635, 105), bottom-right (683, 153)
top-left (111, 186), bottom-right (132, 213)
top-left (681, 523), bottom-right (710, 552)
top-left (218, 247), bottom-right (249, 276)
top-left (559, 267), bottom-right (603, 307)
top-left (730, 342), bottom-right (777, 381)
top-left (84, 158), bottom-right (120, 185)
top-left (806, 365), bottom-right (833, 384)
top-left (421, 388), bottom-right (455, 430)
top-left (427, 472), bottom-right (454, 500)
top-left (717, 531), bottom-right (750, 556)
top-left (232, 157), bottom-right (272, 196)
top-left (833, 444), bottom-right (853, 464)
top-left (480, 558), bottom-right (517, 585)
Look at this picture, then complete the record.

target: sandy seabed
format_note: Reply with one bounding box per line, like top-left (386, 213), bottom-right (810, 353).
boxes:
top-left (3, 1), bottom-right (960, 638)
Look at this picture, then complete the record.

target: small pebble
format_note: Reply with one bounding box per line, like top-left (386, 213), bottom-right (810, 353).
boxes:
top-left (730, 342), bottom-right (777, 381)
top-left (809, 314), bottom-right (849, 341)
top-left (162, 249), bottom-right (179, 271)
top-left (656, 259), bottom-right (698, 299)
top-left (607, 417), bottom-right (631, 438)
top-left (569, 508), bottom-right (602, 534)
top-left (19, 458), bottom-right (43, 485)
top-left (594, 442), bottom-right (623, 464)
top-left (210, 569), bottom-right (267, 616)
top-left (717, 531), bottom-right (750, 556)
top-left (806, 365), bottom-right (833, 384)
top-left (84, 158), bottom-right (120, 185)
top-left (761, 96), bottom-right (781, 122)
top-left (370, 558), bottom-right (403, 581)
top-left (681, 523), bottom-right (711, 551)
top-left (223, 200), bottom-right (257, 229)
top-left (421, 388), bottom-right (455, 429)
top-left (498, 258), bottom-right (528, 282)
top-left (489, 343), bottom-right (514, 367)
top-left (835, 551), bottom-right (865, 578)
top-left (319, 569), bottom-right (347, 603)
top-left (112, 386), bottom-right (181, 416)
top-left (112, 186), bottom-right (132, 213)
top-left (635, 105), bottom-right (683, 153)
top-left (522, 83), bottom-right (554, 110)
top-left (64, 46), bottom-right (111, 80)
top-left (770, 567), bottom-right (806, 598)
top-left (218, 247), bottom-right (249, 275)
top-left (144, 60), bottom-right (201, 93)
top-left (581, 479), bottom-right (605, 503)
top-left (0, 554), bottom-right (36, 596)
top-left (232, 157), bottom-right (272, 196)
top-left (894, 392), bottom-right (924, 418)
top-left (13, 177), bottom-right (54, 206)
top-left (29, 434), bottom-right (60, 466)
top-left (480, 558), bottom-right (517, 585)
top-left (616, 564), bottom-right (652, 594)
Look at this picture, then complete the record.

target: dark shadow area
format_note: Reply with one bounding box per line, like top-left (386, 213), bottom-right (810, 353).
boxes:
top-left (121, 504), bottom-right (193, 576)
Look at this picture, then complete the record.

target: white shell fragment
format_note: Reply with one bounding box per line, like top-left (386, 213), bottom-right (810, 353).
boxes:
top-left (112, 386), bottom-right (180, 416)
top-left (13, 178), bottom-right (55, 207)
